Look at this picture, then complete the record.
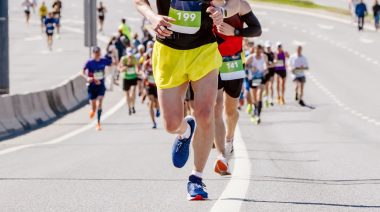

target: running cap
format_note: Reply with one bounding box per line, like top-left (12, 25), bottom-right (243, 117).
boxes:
top-left (138, 44), bottom-right (145, 51)
top-left (276, 41), bottom-right (282, 47)
top-left (265, 41), bottom-right (272, 48)
top-left (147, 41), bottom-right (154, 46)
top-left (92, 46), bottom-right (101, 53)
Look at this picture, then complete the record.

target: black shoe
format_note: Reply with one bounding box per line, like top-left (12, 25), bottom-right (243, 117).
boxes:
top-left (129, 109), bottom-right (132, 115)
top-left (132, 107), bottom-right (136, 114)
top-left (295, 93), bottom-right (299, 101)
top-left (299, 100), bottom-right (306, 107)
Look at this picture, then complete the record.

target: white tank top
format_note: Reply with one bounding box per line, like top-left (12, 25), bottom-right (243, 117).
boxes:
top-left (251, 54), bottom-right (266, 73)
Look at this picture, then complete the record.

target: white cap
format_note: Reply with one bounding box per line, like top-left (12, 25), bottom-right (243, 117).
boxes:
top-left (264, 41), bottom-right (272, 48)
top-left (138, 44), bottom-right (145, 51)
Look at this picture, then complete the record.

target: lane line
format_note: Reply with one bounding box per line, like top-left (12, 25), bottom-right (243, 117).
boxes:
top-left (0, 98), bottom-right (125, 156)
top-left (210, 125), bottom-right (251, 212)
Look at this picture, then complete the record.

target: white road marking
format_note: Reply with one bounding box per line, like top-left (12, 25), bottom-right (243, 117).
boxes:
top-left (211, 125), bottom-right (250, 212)
top-left (0, 98), bottom-right (125, 156)
top-left (25, 36), bottom-right (43, 41)
top-left (292, 40), bottom-right (306, 46)
top-left (317, 24), bottom-right (334, 30)
top-left (359, 37), bottom-right (374, 44)
top-left (262, 28), bottom-right (270, 32)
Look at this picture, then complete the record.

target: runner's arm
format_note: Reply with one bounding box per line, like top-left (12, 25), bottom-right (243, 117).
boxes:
top-left (238, 0), bottom-right (261, 37)
top-left (117, 59), bottom-right (126, 72)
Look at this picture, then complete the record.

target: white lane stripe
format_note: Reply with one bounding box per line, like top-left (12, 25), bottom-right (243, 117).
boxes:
top-left (211, 125), bottom-right (250, 212)
top-left (0, 98), bottom-right (125, 156)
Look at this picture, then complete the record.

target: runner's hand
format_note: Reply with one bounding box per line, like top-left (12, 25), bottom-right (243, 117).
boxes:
top-left (150, 15), bottom-right (175, 39)
top-left (207, 6), bottom-right (223, 26)
top-left (217, 22), bottom-right (234, 36)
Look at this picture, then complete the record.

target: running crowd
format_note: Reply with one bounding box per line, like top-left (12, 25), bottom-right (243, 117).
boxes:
top-left (349, 0), bottom-right (380, 31)
top-left (84, 0), bottom-right (312, 201)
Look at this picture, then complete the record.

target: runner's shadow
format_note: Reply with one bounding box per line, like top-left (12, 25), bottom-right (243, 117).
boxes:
top-left (220, 198), bottom-right (380, 208)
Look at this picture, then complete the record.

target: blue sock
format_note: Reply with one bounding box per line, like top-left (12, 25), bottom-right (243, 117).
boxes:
top-left (97, 109), bottom-right (102, 123)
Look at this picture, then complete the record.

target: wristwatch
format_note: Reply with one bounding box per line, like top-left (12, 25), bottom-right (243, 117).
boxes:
top-left (234, 29), bottom-right (240, 36)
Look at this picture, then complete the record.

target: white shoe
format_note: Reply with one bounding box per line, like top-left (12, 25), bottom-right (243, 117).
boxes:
top-left (224, 141), bottom-right (234, 160)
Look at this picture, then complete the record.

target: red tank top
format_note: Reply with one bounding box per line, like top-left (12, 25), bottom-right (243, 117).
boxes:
top-left (214, 14), bottom-right (244, 57)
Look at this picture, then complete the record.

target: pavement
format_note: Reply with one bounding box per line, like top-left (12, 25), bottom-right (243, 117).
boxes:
top-left (313, 0), bottom-right (371, 11)
top-left (1, 1), bottom-right (380, 212)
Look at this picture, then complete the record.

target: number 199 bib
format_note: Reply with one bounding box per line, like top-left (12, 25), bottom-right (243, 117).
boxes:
top-left (168, 0), bottom-right (202, 34)
top-left (219, 53), bottom-right (245, 81)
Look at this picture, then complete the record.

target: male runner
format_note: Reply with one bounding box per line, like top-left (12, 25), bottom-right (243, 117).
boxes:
top-left (142, 52), bottom-right (160, 129)
top-left (118, 49), bottom-right (139, 115)
top-left (246, 45), bottom-right (268, 124)
top-left (22, 0), bottom-right (33, 25)
top-left (119, 19), bottom-right (132, 42)
top-left (83, 47), bottom-right (112, 131)
top-left (44, 12), bottom-right (57, 51)
top-left (263, 41), bottom-right (275, 108)
top-left (134, 0), bottom-right (240, 200)
top-left (289, 45), bottom-right (309, 106)
top-left (213, 0), bottom-right (261, 175)
top-left (39, 2), bottom-right (48, 32)
top-left (274, 42), bottom-right (289, 105)
top-left (98, 1), bottom-right (107, 33)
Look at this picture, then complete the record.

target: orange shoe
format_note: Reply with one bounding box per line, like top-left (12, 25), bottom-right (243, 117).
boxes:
top-left (214, 158), bottom-right (231, 176)
top-left (96, 123), bottom-right (102, 131)
top-left (89, 110), bottom-right (95, 119)
top-left (281, 97), bottom-right (286, 105)
top-left (277, 96), bottom-right (281, 104)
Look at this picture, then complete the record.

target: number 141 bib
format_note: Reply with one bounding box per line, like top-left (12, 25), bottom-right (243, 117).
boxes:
top-left (168, 0), bottom-right (202, 34)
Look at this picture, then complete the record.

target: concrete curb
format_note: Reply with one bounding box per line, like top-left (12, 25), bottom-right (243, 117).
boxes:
top-left (0, 74), bottom-right (88, 141)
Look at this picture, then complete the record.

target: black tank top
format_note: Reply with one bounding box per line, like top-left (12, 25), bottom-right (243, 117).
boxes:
top-left (156, 0), bottom-right (216, 50)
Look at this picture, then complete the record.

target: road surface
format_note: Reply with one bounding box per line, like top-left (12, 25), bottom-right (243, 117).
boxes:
top-left (1, 1), bottom-right (380, 212)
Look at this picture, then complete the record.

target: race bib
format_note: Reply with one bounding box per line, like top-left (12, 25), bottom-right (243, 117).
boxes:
top-left (220, 53), bottom-right (245, 81)
top-left (251, 71), bottom-right (264, 87)
top-left (47, 29), bottom-right (54, 33)
top-left (168, 0), bottom-right (202, 34)
top-left (93, 71), bottom-right (104, 80)
top-left (294, 68), bottom-right (305, 77)
top-left (275, 60), bottom-right (285, 67)
top-left (148, 75), bottom-right (156, 84)
top-left (126, 67), bottom-right (136, 75)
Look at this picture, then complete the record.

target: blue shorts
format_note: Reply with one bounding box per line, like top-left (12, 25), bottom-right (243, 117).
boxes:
top-left (88, 84), bottom-right (106, 100)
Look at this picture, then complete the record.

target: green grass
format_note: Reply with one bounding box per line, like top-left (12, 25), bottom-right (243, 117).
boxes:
top-left (252, 0), bottom-right (351, 16)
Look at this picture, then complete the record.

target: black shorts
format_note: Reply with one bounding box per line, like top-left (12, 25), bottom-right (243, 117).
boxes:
top-left (218, 75), bottom-right (244, 99)
top-left (264, 68), bottom-right (276, 83)
top-left (123, 79), bottom-right (137, 91)
top-left (99, 16), bottom-right (105, 21)
top-left (185, 83), bottom-right (194, 101)
top-left (25, 10), bottom-right (30, 15)
top-left (46, 32), bottom-right (54, 37)
top-left (274, 70), bottom-right (287, 78)
top-left (294, 76), bottom-right (306, 83)
top-left (147, 85), bottom-right (158, 98)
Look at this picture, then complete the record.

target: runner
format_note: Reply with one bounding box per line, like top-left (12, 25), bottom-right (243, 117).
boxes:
top-left (22, 0), bottom-right (33, 25)
top-left (134, 0), bottom-right (240, 200)
top-left (52, 0), bottom-right (62, 35)
top-left (31, 0), bottom-right (38, 14)
top-left (274, 42), bottom-right (289, 105)
top-left (39, 2), bottom-right (48, 33)
top-left (213, 0), bottom-right (262, 175)
top-left (44, 12), bottom-right (57, 51)
top-left (142, 52), bottom-right (160, 129)
top-left (263, 41), bottom-right (275, 108)
top-left (98, 1), bottom-right (107, 33)
top-left (83, 47), bottom-right (112, 131)
top-left (373, 0), bottom-right (380, 31)
top-left (289, 45), bottom-right (309, 107)
top-left (106, 36), bottom-right (120, 91)
top-left (119, 19), bottom-right (132, 42)
top-left (246, 45), bottom-right (268, 124)
top-left (135, 44), bottom-right (147, 99)
top-left (244, 40), bottom-right (255, 114)
top-left (355, 0), bottom-right (367, 31)
top-left (118, 48), bottom-right (139, 115)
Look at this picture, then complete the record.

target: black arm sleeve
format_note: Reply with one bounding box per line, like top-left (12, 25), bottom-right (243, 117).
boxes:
top-left (238, 11), bottom-right (262, 37)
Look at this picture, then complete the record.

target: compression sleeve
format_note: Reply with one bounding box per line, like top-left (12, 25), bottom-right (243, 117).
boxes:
top-left (237, 11), bottom-right (262, 37)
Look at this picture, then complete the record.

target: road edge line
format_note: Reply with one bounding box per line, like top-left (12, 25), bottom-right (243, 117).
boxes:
top-left (210, 125), bottom-right (251, 212)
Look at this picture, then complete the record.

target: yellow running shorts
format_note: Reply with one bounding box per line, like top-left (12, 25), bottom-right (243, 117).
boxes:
top-left (152, 42), bottom-right (222, 89)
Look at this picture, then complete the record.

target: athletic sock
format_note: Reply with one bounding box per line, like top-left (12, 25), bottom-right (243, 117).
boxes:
top-left (191, 170), bottom-right (203, 179)
top-left (258, 101), bottom-right (263, 116)
top-left (179, 122), bottom-right (191, 139)
top-left (97, 109), bottom-right (102, 123)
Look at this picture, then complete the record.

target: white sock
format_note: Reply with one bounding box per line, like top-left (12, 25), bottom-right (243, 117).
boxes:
top-left (191, 170), bottom-right (203, 178)
top-left (179, 122), bottom-right (191, 139)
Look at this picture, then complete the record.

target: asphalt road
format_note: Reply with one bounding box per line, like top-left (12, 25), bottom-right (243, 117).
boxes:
top-left (1, 1), bottom-right (380, 212)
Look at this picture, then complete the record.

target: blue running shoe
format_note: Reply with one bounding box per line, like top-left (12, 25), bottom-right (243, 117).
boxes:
top-left (156, 109), bottom-right (160, 118)
top-left (172, 116), bottom-right (196, 168)
top-left (187, 175), bottom-right (208, 201)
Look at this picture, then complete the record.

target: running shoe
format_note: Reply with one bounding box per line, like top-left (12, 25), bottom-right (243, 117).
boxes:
top-left (128, 108), bottom-right (132, 116)
top-left (224, 141), bottom-right (234, 160)
top-left (172, 116), bottom-right (196, 168)
top-left (265, 99), bottom-right (270, 108)
top-left (246, 104), bottom-right (253, 114)
top-left (214, 156), bottom-right (231, 176)
top-left (277, 96), bottom-right (281, 104)
top-left (299, 100), bottom-right (306, 107)
top-left (96, 123), bottom-right (102, 131)
top-left (89, 110), bottom-right (95, 119)
top-left (153, 122), bottom-right (157, 129)
top-left (281, 97), bottom-right (286, 105)
top-left (132, 107), bottom-right (136, 114)
top-left (187, 175), bottom-right (208, 201)
top-left (156, 109), bottom-right (160, 118)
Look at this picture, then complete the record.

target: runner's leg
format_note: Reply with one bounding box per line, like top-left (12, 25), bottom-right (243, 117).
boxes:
top-left (214, 89), bottom-right (225, 156)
